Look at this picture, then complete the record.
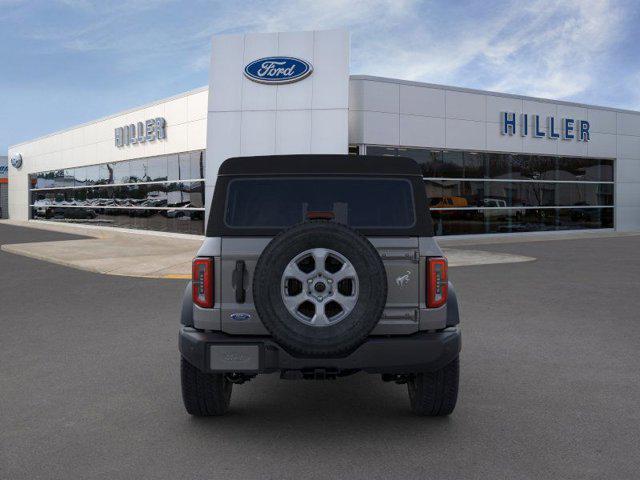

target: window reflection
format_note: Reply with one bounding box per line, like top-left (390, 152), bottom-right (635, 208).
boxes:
top-left (189, 181), bottom-right (204, 208)
top-left (368, 145), bottom-right (615, 236)
top-left (29, 151), bottom-right (205, 189)
top-left (145, 183), bottom-right (168, 207)
top-left (85, 165), bottom-right (99, 185)
top-left (368, 146), bottom-right (396, 157)
top-left (370, 146), bottom-right (614, 183)
top-left (426, 180), bottom-right (614, 208)
top-left (430, 207), bottom-right (613, 236)
top-left (167, 154), bottom-right (180, 181)
top-left (35, 171), bottom-right (55, 189)
top-left (98, 164), bottom-right (113, 185)
top-left (29, 147), bottom-right (612, 237)
top-left (179, 153), bottom-right (192, 180)
top-left (600, 160), bottom-right (614, 182)
top-left (190, 150), bottom-right (205, 180)
top-left (487, 153), bottom-right (511, 179)
top-left (148, 155), bottom-right (168, 182)
top-left (30, 206), bottom-right (205, 235)
top-left (53, 170), bottom-right (66, 187)
top-left (396, 148), bottom-right (441, 177)
top-left (111, 161), bottom-right (130, 184)
top-left (28, 151), bottom-right (206, 235)
top-left (74, 167), bottom-right (86, 187)
top-left (129, 159), bottom-right (148, 183)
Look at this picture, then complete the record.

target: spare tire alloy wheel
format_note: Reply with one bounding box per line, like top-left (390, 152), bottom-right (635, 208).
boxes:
top-left (281, 248), bottom-right (359, 327)
top-left (253, 221), bottom-right (387, 357)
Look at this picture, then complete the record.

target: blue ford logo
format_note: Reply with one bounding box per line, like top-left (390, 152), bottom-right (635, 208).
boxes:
top-left (230, 313), bottom-right (251, 321)
top-left (244, 56), bottom-right (313, 85)
top-left (10, 153), bottom-right (23, 169)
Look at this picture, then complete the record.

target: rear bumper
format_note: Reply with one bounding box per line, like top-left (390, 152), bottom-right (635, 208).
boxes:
top-left (179, 326), bottom-right (461, 375)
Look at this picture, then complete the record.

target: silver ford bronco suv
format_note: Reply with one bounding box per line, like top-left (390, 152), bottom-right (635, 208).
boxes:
top-left (179, 155), bottom-right (461, 416)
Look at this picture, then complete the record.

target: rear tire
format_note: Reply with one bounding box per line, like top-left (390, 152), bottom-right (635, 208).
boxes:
top-left (181, 357), bottom-right (232, 416)
top-left (407, 356), bottom-right (459, 416)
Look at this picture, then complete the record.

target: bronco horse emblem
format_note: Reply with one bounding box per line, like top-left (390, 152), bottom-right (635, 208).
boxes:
top-left (395, 270), bottom-right (412, 287)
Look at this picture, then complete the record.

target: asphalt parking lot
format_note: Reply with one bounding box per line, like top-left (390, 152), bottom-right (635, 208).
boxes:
top-left (1, 224), bottom-right (639, 480)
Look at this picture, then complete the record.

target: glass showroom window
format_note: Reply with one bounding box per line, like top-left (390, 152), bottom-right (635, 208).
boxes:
top-left (366, 145), bottom-right (614, 236)
top-left (29, 150), bottom-right (206, 235)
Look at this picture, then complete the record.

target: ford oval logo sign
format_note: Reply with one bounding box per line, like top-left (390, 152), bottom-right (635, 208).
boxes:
top-left (10, 153), bottom-right (23, 169)
top-left (244, 56), bottom-right (313, 85)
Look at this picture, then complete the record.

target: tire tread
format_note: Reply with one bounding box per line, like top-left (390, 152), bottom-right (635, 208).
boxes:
top-left (408, 357), bottom-right (459, 416)
top-left (181, 357), bottom-right (232, 416)
top-left (252, 220), bottom-right (387, 356)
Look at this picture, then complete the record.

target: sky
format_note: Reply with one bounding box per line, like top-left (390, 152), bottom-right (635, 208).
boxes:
top-left (1, 0), bottom-right (639, 153)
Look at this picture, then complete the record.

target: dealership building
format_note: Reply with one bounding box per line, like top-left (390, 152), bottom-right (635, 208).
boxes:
top-left (7, 29), bottom-right (640, 236)
top-left (0, 156), bottom-right (7, 219)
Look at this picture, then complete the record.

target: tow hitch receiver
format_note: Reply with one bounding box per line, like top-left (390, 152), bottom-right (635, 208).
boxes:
top-left (280, 369), bottom-right (339, 380)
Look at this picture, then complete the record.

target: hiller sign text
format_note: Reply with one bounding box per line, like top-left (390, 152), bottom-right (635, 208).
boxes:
top-left (500, 112), bottom-right (590, 142)
top-left (115, 117), bottom-right (166, 147)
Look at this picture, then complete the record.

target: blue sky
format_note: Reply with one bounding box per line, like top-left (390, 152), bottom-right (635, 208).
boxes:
top-left (2, 0), bottom-right (639, 153)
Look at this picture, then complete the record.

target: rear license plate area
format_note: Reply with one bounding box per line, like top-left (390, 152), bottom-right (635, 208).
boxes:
top-left (209, 345), bottom-right (260, 372)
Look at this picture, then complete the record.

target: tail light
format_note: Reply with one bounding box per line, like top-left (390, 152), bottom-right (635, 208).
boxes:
top-left (192, 257), bottom-right (214, 308)
top-left (427, 257), bottom-right (448, 308)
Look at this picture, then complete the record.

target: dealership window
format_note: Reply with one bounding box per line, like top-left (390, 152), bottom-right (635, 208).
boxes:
top-left (366, 146), bottom-right (614, 235)
top-left (29, 150), bottom-right (206, 235)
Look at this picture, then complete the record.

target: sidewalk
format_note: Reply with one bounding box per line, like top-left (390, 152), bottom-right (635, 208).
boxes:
top-left (0, 220), bottom-right (201, 279)
top-left (0, 219), bottom-right (551, 278)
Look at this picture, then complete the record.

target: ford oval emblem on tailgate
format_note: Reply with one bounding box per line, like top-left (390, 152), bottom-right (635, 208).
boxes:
top-left (230, 313), bottom-right (251, 321)
top-left (244, 56), bottom-right (313, 84)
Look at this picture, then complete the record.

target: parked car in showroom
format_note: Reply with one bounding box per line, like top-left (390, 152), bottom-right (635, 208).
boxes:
top-left (179, 155), bottom-right (461, 416)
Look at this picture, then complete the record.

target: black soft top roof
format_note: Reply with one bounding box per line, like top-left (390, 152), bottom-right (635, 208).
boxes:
top-left (218, 155), bottom-right (422, 177)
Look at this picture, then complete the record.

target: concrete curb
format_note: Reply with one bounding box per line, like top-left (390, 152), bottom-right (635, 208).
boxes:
top-left (442, 248), bottom-right (535, 267)
top-left (1, 243), bottom-right (102, 275)
top-left (0, 219), bottom-right (204, 241)
top-left (1, 218), bottom-right (545, 278)
top-left (0, 220), bottom-right (202, 279)
top-left (0, 242), bottom-right (192, 279)
top-left (437, 229), bottom-right (640, 247)
top-left (1, 239), bottom-right (536, 279)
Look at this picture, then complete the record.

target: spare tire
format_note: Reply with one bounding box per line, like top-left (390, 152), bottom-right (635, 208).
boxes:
top-left (253, 220), bottom-right (387, 356)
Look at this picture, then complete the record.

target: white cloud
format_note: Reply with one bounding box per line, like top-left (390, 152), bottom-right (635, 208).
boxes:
top-left (483, 0), bottom-right (624, 99)
top-left (7, 0), bottom-right (632, 104)
top-left (628, 71), bottom-right (640, 110)
top-left (343, 0), bottom-right (625, 101)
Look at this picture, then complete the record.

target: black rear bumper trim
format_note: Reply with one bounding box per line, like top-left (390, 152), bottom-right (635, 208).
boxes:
top-left (179, 327), bottom-right (461, 375)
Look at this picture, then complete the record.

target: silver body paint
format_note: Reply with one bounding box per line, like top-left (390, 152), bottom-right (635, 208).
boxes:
top-left (193, 235), bottom-right (447, 335)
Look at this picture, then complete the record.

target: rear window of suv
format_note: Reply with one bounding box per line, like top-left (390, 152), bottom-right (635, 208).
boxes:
top-left (224, 177), bottom-right (416, 229)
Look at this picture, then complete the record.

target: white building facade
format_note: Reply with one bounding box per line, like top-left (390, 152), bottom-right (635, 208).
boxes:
top-left (7, 29), bottom-right (640, 236)
top-left (0, 156), bottom-right (7, 219)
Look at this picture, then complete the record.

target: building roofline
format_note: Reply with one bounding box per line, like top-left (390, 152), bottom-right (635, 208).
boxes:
top-left (350, 75), bottom-right (640, 116)
top-left (8, 85), bottom-right (209, 150)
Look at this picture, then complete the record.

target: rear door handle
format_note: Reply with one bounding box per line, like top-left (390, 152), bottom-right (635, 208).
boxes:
top-left (381, 309), bottom-right (419, 321)
top-left (379, 250), bottom-right (420, 263)
top-left (232, 260), bottom-right (246, 303)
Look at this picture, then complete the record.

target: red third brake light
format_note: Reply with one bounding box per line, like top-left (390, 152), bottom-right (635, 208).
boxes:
top-left (192, 257), bottom-right (214, 308)
top-left (427, 257), bottom-right (448, 308)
